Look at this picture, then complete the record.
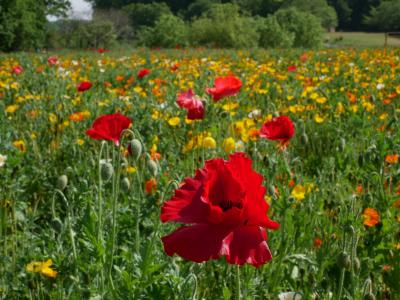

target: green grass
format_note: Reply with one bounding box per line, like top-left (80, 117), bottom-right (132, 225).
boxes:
top-left (325, 31), bottom-right (400, 48)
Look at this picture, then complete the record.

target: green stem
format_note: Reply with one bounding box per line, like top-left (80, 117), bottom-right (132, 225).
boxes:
top-left (235, 265), bottom-right (241, 300)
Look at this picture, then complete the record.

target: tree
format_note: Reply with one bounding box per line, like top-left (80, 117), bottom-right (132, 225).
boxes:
top-left (0, 0), bottom-right (70, 51)
top-left (123, 2), bottom-right (171, 29)
top-left (364, 0), bottom-right (400, 31)
top-left (285, 0), bottom-right (338, 29)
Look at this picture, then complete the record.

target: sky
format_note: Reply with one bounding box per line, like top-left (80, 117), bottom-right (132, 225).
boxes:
top-left (68, 0), bottom-right (93, 20)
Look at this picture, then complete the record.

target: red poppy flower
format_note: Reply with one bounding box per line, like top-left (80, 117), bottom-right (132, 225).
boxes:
top-left (260, 116), bottom-right (295, 145)
top-left (206, 76), bottom-right (242, 101)
top-left (137, 68), bottom-right (151, 79)
top-left (47, 56), bottom-right (58, 65)
top-left (161, 152), bottom-right (279, 267)
top-left (77, 81), bottom-right (92, 92)
top-left (97, 48), bottom-right (108, 54)
top-left (287, 65), bottom-right (297, 72)
top-left (86, 113), bottom-right (132, 146)
top-left (12, 66), bottom-right (23, 74)
top-left (176, 89), bottom-right (205, 120)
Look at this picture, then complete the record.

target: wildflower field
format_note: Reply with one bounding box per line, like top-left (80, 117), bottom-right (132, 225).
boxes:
top-left (1, 48), bottom-right (400, 300)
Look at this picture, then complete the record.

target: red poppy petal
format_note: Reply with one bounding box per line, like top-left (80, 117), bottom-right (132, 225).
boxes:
top-left (161, 224), bottom-right (231, 263)
top-left (161, 177), bottom-right (209, 224)
top-left (222, 226), bottom-right (272, 267)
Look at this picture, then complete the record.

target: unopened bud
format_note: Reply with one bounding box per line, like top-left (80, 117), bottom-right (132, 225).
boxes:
top-left (121, 177), bottom-right (130, 191)
top-left (363, 293), bottom-right (376, 300)
top-left (129, 139), bottom-right (142, 161)
top-left (300, 132), bottom-right (308, 145)
top-left (337, 252), bottom-right (351, 269)
top-left (56, 175), bottom-right (68, 191)
top-left (147, 159), bottom-right (158, 176)
top-left (51, 218), bottom-right (63, 233)
top-left (101, 162), bottom-right (114, 181)
top-left (354, 257), bottom-right (361, 272)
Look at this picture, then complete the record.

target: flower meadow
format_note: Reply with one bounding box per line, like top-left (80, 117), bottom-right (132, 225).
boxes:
top-left (0, 48), bottom-right (400, 299)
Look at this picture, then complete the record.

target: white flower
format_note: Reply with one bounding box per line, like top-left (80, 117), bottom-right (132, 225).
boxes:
top-left (376, 83), bottom-right (385, 90)
top-left (0, 154), bottom-right (7, 167)
top-left (248, 109), bottom-right (261, 119)
top-left (278, 292), bottom-right (302, 300)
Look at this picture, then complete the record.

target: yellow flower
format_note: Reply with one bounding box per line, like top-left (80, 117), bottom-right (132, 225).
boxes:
top-left (203, 136), bottom-right (216, 149)
top-left (5, 104), bottom-right (19, 114)
top-left (126, 166), bottom-right (137, 174)
top-left (13, 140), bottom-right (26, 152)
top-left (26, 259), bottom-right (57, 278)
top-left (222, 137), bottom-right (235, 153)
top-left (315, 97), bottom-right (327, 104)
top-left (49, 113), bottom-right (58, 124)
top-left (168, 117), bottom-right (180, 126)
top-left (291, 184), bottom-right (306, 201)
top-left (314, 115), bottom-right (324, 124)
top-left (76, 139), bottom-right (85, 146)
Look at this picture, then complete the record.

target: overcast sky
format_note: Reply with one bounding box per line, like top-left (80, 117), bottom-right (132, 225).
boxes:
top-left (69, 0), bottom-right (93, 19)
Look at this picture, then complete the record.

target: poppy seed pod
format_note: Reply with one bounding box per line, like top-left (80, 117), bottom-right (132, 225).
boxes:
top-left (101, 162), bottom-right (114, 181)
top-left (56, 175), bottom-right (68, 191)
top-left (129, 139), bottom-right (142, 161)
top-left (337, 252), bottom-right (351, 269)
top-left (147, 159), bottom-right (158, 176)
top-left (121, 177), bottom-right (131, 192)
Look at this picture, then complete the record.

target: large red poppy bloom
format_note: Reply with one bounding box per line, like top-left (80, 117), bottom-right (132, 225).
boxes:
top-left (206, 76), bottom-right (242, 101)
top-left (260, 116), bottom-right (295, 145)
top-left (137, 68), bottom-right (151, 79)
top-left (77, 81), bottom-right (92, 92)
top-left (161, 152), bottom-right (279, 267)
top-left (86, 113), bottom-right (132, 146)
top-left (176, 89), bottom-right (205, 120)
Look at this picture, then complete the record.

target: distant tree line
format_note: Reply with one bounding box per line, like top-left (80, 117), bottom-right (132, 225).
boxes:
top-left (1, 0), bottom-right (400, 51)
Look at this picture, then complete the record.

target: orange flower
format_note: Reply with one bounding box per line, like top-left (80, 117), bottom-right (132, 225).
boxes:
top-left (385, 154), bottom-right (399, 164)
top-left (145, 178), bottom-right (157, 194)
top-left (347, 92), bottom-right (357, 104)
top-left (69, 112), bottom-right (84, 122)
top-left (288, 179), bottom-right (295, 188)
top-left (362, 208), bottom-right (380, 227)
top-left (355, 185), bottom-right (363, 194)
top-left (313, 237), bottom-right (322, 248)
top-left (392, 199), bottom-right (400, 208)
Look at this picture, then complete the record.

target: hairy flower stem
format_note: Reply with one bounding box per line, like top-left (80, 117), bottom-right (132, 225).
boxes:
top-left (108, 145), bottom-right (122, 290)
top-left (235, 265), bottom-right (241, 300)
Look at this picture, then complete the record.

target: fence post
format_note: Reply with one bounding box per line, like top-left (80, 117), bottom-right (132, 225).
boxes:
top-left (384, 32), bottom-right (388, 48)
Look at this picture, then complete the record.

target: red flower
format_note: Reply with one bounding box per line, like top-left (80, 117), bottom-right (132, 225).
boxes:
top-left (161, 152), bottom-right (279, 267)
top-left (12, 66), bottom-right (23, 74)
top-left (86, 113), bottom-right (132, 146)
top-left (137, 68), bottom-right (151, 79)
top-left (47, 56), bottom-right (58, 65)
top-left (77, 81), bottom-right (92, 92)
top-left (206, 76), bottom-right (242, 101)
top-left (287, 65), bottom-right (297, 72)
top-left (176, 89), bottom-right (205, 120)
top-left (260, 116), bottom-right (295, 145)
top-left (97, 48), bottom-right (108, 54)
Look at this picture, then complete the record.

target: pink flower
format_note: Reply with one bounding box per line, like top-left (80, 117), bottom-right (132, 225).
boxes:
top-left (47, 57), bottom-right (58, 65)
top-left (12, 66), bottom-right (23, 74)
top-left (176, 89), bottom-right (205, 120)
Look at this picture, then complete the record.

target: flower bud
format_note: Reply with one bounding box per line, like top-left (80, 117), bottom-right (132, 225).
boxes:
top-left (101, 162), bottom-right (114, 181)
top-left (363, 293), bottom-right (376, 300)
top-left (121, 177), bottom-right (131, 192)
top-left (56, 175), bottom-right (68, 191)
top-left (147, 159), bottom-right (158, 176)
top-left (339, 138), bottom-right (346, 152)
top-left (353, 257), bottom-right (361, 272)
top-left (51, 218), bottom-right (63, 233)
top-left (129, 139), bottom-right (142, 161)
top-left (300, 132), bottom-right (308, 145)
top-left (337, 252), bottom-right (351, 269)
